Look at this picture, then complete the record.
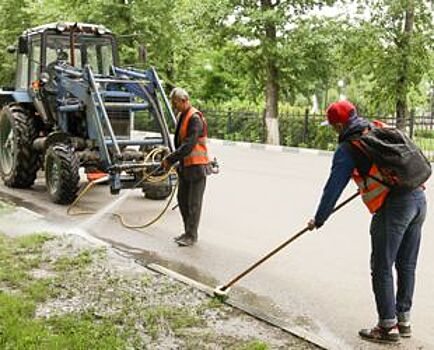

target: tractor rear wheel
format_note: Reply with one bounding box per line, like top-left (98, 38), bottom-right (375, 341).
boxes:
top-left (45, 143), bottom-right (80, 204)
top-left (0, 105), bottom-right (39, 188)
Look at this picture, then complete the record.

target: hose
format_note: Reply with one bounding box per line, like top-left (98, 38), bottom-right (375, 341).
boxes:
top-left (111, 181), bottom-right (178, 229)
top-left (67, 146), bottom-right (177, 230)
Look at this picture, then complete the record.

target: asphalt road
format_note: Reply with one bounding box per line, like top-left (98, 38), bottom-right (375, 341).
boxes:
top-left (1, 142), bottom-right (433, 350)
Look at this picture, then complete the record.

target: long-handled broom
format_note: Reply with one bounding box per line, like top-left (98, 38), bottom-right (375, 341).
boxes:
top-left (213, 191), bottom-right (360, 300)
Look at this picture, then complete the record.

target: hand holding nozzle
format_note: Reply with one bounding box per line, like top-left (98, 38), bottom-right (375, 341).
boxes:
top-left (161, 157), bottom-right (172, 172)
top-left (209, 157), bottom-right (220, 174)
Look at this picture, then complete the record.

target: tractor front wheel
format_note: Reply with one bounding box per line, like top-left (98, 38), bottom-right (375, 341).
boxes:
top-left (45, 144), bottom-right (80, 204)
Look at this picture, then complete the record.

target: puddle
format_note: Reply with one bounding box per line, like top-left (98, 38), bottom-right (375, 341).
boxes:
top-left (95, 237), bottom-right (299, 327)
top-left (97, 236), bottom-right (351, 348)
top-left (0, 190), bottom-right (46, 214)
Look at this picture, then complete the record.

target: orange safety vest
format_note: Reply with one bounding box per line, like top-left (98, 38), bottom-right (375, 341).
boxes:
top-left (179, 107), bottom-right (209, 167)
top-left (350, 120), bottom-right (390, 213)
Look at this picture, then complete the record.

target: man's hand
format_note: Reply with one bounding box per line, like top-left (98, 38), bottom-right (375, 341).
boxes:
top-left (161, 159), bottom-right (171, 172)
top-left (307, 219), bottom-right (317, 231)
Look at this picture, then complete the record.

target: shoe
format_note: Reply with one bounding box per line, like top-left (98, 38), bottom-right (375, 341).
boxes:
top-left (359, 325), bottom-right (400, 344)
top-left (398, 323), bottom-right (411, 338)
top-left (174, 233), bottom-right (187, 242)
top-left (175, 236), bottom-right (196, 247)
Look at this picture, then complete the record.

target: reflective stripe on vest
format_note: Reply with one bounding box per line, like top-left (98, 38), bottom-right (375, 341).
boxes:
top-left (352, 164), bottom-right (390, 213)
top-left (349, 130), bottom-right (391, 213)
top-left (179, 107), bottom-right (209, 167)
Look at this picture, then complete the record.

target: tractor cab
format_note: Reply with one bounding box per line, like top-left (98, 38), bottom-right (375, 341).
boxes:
top-left (16, 23), bottom-right (117, 92)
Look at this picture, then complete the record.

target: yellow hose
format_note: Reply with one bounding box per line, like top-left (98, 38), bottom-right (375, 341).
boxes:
top-left (67, 146), bottom-right (177, 230)
top-left (112, 181), bottom-right (178, 229)
top-left (67, 180), bottom-right (98, 216)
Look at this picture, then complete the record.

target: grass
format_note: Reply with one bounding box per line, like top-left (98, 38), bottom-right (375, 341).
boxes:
top-left (143, 305), bottom-right (204, 339)
top-left (0, 233), bottom-right (125, 349)
top-left (0, 200), bottom-right (14, 214)
top-left (415, 136), bottom-right (434, 156)
top-left (53, 250), bottom-right (93, 271)
top-left (0, 233), bottom-right (52, 288)
top-left (0, 293), bottom-right (124, 350)
top-left (0, 232), bottom-right (288, 349)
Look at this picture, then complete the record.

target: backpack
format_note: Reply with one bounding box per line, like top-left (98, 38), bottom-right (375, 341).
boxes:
top-left (348, 123), bottom-right (432, 190)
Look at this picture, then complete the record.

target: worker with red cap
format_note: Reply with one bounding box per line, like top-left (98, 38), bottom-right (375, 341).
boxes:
top-left (307, 100), bottom-right (427, 344)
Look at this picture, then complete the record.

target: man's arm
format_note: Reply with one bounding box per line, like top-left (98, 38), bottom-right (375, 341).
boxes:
top-left (311, 144), bottom-right (356, 228)
top-left (165, 114), bottom-right (203, 166)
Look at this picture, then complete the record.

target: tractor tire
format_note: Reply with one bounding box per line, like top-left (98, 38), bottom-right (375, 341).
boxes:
top-left (45, 143), bottom-right (80, 204)
top-left (144, 180), bottom-right (172, 200)
top-left (0, 105), bottom-right (39, 188)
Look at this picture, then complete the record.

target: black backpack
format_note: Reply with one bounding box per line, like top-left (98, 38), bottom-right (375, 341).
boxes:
top-left (348, 125), bottom-right (432, 190)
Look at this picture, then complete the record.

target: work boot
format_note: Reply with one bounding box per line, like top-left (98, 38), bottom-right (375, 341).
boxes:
top-left (174, 233), bottom-right (187, 242)
top-left (359, 325), bottom-right (400, 344)
top-left (175, 235), bottom-right (196, 247)
top-left (398, 322), bottom-right (411, 338)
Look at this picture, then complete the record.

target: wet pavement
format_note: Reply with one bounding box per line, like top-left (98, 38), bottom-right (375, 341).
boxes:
top-left (1, 142), bottom-right (433, 349)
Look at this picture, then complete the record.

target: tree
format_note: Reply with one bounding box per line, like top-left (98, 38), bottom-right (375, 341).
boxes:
top-left (0, 0), bottom-right (33, 86)
top-left (197, 0), bottom-right (337, 144)
top-left (348, 0), bottom-right (433, 127)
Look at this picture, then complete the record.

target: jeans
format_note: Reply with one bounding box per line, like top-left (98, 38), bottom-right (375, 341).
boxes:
top-left (370, 188), bottom-right (427, 328)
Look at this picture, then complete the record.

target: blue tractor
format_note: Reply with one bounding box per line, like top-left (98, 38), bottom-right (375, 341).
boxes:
top-left (0, 22), bottom-right (177, 204)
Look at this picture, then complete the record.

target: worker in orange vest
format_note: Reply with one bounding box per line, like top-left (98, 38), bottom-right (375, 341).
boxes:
top-left (307, 101), bottom-right (427, 344)
top-left (162, 88), bottom-right (209, 247)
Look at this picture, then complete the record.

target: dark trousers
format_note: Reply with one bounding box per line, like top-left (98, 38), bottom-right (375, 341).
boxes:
top-left (177, 176), bottom-right (206, 240)
top-left (370, 188), bottom-right (427, 327)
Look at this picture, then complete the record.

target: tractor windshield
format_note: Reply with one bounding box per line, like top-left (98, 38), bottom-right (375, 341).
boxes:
top-left (45, 34), bottom-right (115, 75)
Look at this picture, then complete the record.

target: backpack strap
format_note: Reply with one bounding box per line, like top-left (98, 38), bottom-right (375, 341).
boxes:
top-left (345, 135), bottom-right (392, 188)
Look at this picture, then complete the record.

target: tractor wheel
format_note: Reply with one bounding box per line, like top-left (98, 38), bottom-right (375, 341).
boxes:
top-left (0, 105), bottom-right (39, 188)
top-left (45, 143), bottom-right (80, 204)
top-left (144, 179), bottom-right (173, 200)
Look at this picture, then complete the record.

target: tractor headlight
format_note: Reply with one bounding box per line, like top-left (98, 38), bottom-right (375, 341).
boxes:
top-left (56, 22), bottom-right (67, 32)
top-left (40, 72), bottom-right (50, 84)
top-left (97, 25), bottom-right (106, 35)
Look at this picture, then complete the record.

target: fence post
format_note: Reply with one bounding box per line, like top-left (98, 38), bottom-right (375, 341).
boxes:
top-left (262, 107), bottom-right (267, 143)
top-left (409, 109), bottom-right (415, 139)
top-left (227, 107), bottom-right (232, 136)
top-left (303, 108), bottom-right (309, 144)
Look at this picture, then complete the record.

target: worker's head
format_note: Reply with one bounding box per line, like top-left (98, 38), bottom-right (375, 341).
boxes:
top-left (56, 49), bottom-right (68, 62)
top-left (170, 87), bottom-right (191, 115)
top-left (321, 100), bottom-right (356, 134)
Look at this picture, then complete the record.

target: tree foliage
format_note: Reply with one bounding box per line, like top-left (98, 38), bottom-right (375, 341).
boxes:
top-left (0, 0), bottom-right (432, 124)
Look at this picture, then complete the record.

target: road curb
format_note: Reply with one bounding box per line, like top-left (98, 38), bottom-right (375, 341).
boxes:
top-left (147, 263), bottom-right (332, 350)
top-left (208, 138), bottom-right (333, 157)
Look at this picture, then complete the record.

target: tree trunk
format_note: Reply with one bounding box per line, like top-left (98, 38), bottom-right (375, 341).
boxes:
top-left (261, 0), bottom-right (280, 145)
top-left (395, 1), bottom-right (414, 130)
top-left (265, 58), bottom-right (279, 144)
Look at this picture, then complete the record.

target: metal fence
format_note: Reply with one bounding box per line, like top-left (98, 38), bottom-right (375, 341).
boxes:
top-left (201, 108), bottom-right (434, 160)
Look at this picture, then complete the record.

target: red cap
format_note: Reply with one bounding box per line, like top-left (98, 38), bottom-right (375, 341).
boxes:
top-left (322, 101), bottom-right (356, 126)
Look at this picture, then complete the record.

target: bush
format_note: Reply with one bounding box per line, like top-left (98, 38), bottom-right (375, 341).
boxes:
top-left (414, 129), bottom-right (434, 139)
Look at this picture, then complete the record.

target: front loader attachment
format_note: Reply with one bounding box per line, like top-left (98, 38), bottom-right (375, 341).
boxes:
top-left (54, 64), bottom-right (176, 195)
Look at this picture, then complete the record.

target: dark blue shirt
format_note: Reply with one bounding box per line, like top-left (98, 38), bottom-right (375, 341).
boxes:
top-left (314, 144), bottom-right (355, 226)
top-left (314, 117), bottom-right (371, 226)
